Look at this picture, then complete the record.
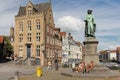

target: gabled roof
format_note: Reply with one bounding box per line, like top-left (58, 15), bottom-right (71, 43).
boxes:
top-left (16, 2), bottom-right (50, 16)
top-left (0, 36), bottom-right (4, 43)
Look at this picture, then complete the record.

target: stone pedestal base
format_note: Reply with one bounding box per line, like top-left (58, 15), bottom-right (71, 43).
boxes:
top-left (83, 37), bottom-right (99, 65)
top-left (92, 64), bottom-right (109, 73)
top-left (83, 37), bottom-right (109, 72)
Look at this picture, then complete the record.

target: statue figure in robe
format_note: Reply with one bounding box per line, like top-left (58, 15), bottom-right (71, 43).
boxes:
top-left (84, 10), bottom-right (96, 38)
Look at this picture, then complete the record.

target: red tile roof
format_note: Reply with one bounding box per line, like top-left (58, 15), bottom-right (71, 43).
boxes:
top-left (116, 47), bottom-right (120, 52)
top-left (0, 36), bottom-right (3, 43)
top-left (110, 50), bottom-right (116, 53)
top-left (75, 42), bottom-right (82, 46)
top-left (60, 32), bottom-right (66, 37)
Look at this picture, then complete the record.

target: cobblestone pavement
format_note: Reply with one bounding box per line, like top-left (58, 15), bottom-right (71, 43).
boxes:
top-left (0, 61), bottom-right (120, 80)
top-left (0, 61), bottom-right (36, 80)
top-left (19, 68), bottom-right (120, 80)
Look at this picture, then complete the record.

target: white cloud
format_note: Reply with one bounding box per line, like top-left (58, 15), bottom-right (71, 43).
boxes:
top-left (0, 0), bottom-right (120, 50)
top-left (55, 16), bottom-right (85, 42)
top-left (99, 42), bottom-right (119, 50)
top-left (56, 16), bottom-right (84, 32)
top-left (0, 0), bottom-right (19, 35)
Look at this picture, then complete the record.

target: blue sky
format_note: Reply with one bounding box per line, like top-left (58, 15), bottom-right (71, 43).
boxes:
top-left (0, 0), bottom-right (120, 50)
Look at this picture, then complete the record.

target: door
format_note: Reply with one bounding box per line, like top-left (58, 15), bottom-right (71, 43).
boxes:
top-left (27, 44), bottom-right (31, 57)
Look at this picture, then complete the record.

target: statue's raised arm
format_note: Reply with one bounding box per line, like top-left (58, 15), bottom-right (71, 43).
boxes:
top-left (84, 10), bottom-right (96, 38)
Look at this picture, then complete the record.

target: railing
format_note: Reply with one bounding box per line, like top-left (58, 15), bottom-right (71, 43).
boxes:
top-left (23, 57), bottom-right (28, 65)
top-left (23, 57), bottom-right (36, 66)
top-left (29, 57), bottom-right (36, 66)
top-left (15, 57), bottom-right (23, 65)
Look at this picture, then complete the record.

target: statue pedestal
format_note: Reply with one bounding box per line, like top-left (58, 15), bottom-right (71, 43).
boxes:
top-left (83, 37), bottom-right (109, 72)
top-left (83, 37), bottom-right (99, 65)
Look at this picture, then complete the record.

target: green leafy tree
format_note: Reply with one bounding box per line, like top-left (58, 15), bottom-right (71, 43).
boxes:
top-left (4, 36), bottom-right (13, 57)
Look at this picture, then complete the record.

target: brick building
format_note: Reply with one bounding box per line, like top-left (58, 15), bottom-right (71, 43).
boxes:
top-left (14, 0), bottom-right (62, 66)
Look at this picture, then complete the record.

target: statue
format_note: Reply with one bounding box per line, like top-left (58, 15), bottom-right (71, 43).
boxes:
top-left (84, 10), bottom-right (96, 38)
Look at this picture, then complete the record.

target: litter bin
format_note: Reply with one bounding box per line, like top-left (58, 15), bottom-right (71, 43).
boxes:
top-left (36, 67), bottom-right (42, 77)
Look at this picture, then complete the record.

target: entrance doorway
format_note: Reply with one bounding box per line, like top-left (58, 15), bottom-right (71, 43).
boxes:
top-left (27, 44), bottom-right (31, 57)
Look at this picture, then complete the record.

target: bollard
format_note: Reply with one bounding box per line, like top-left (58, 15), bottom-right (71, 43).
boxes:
top-left (15, 71), bottom-right (18, 80)
top-left (36, 66), bottom-right (42, 77)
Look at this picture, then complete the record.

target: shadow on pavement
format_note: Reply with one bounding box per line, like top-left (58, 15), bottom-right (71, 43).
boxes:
top-left (0, 58), bottom-right (12, 63)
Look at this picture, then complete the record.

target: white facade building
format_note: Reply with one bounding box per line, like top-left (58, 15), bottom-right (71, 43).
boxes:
top-left (60, 32), bottom-right (82, 64)
top-left (109, 50), bottom-right (116, 61)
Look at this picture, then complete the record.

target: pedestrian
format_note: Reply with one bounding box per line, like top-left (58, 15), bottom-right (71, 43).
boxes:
top-left (86, 61), bottom-right (94, 73)
top-left (47, 61), bottom-right (52, 70)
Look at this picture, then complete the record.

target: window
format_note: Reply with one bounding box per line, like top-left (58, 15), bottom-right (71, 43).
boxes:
top-left (68, 51), bottom-right (71, 55)
top-left (28, 10), bottom-right (32, 16)
top-left (47, 26), bottom-right (49, 32)
top-left (19, 45), bottom-right (23, 57)
top-left (19, 22), bottom-right (23, 31)
top-left (52, 39), bottom-right (54, 45)
top-left (50, 28), bottom-right (52, 34)
top-left (36, 20), bottom-right (40, 30)
top-left (50, 38), bottom-right (52, 44)
top-left (19, 34), bottom-right (23, 42)
top-left (36, 45), bottom-right (40, 56)
top-left (52, 50), bottom-right (54, 58)
top-left (28, 21), bottom-right (31, 31)
top-left (50, 49), bottom-right (52, 57)
top-left (47, 48), bottom-right (49, 57)
top-left (19, 45), bottom-right (23, 51)
top-left (36, 32), bottom-right (40, 41)
top-left (47, 36), bottom-right (49, 43)
top-left (27, 33), bottom-right (31, 42)
top-left (49, 16), bottom-right (51, 24)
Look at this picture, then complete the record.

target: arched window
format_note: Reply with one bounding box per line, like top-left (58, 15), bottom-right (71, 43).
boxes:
top-left (36, 20), bottom-right (40, 30)
top-left (27, 21), bottom-right (31, 31)
top-left (27, 33), bottom-right (31, 42)
top-left (36, 32), bottom-right (40, 41)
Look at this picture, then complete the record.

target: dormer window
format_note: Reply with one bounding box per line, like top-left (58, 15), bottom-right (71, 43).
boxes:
top-left (27, 6), bottom-right (32, 16)
top-left (28, 10), bottom-right (32, 16)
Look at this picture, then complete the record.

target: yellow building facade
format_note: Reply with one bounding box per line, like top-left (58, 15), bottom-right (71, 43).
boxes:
top-left (14, 1), bottom-right (62, 66)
